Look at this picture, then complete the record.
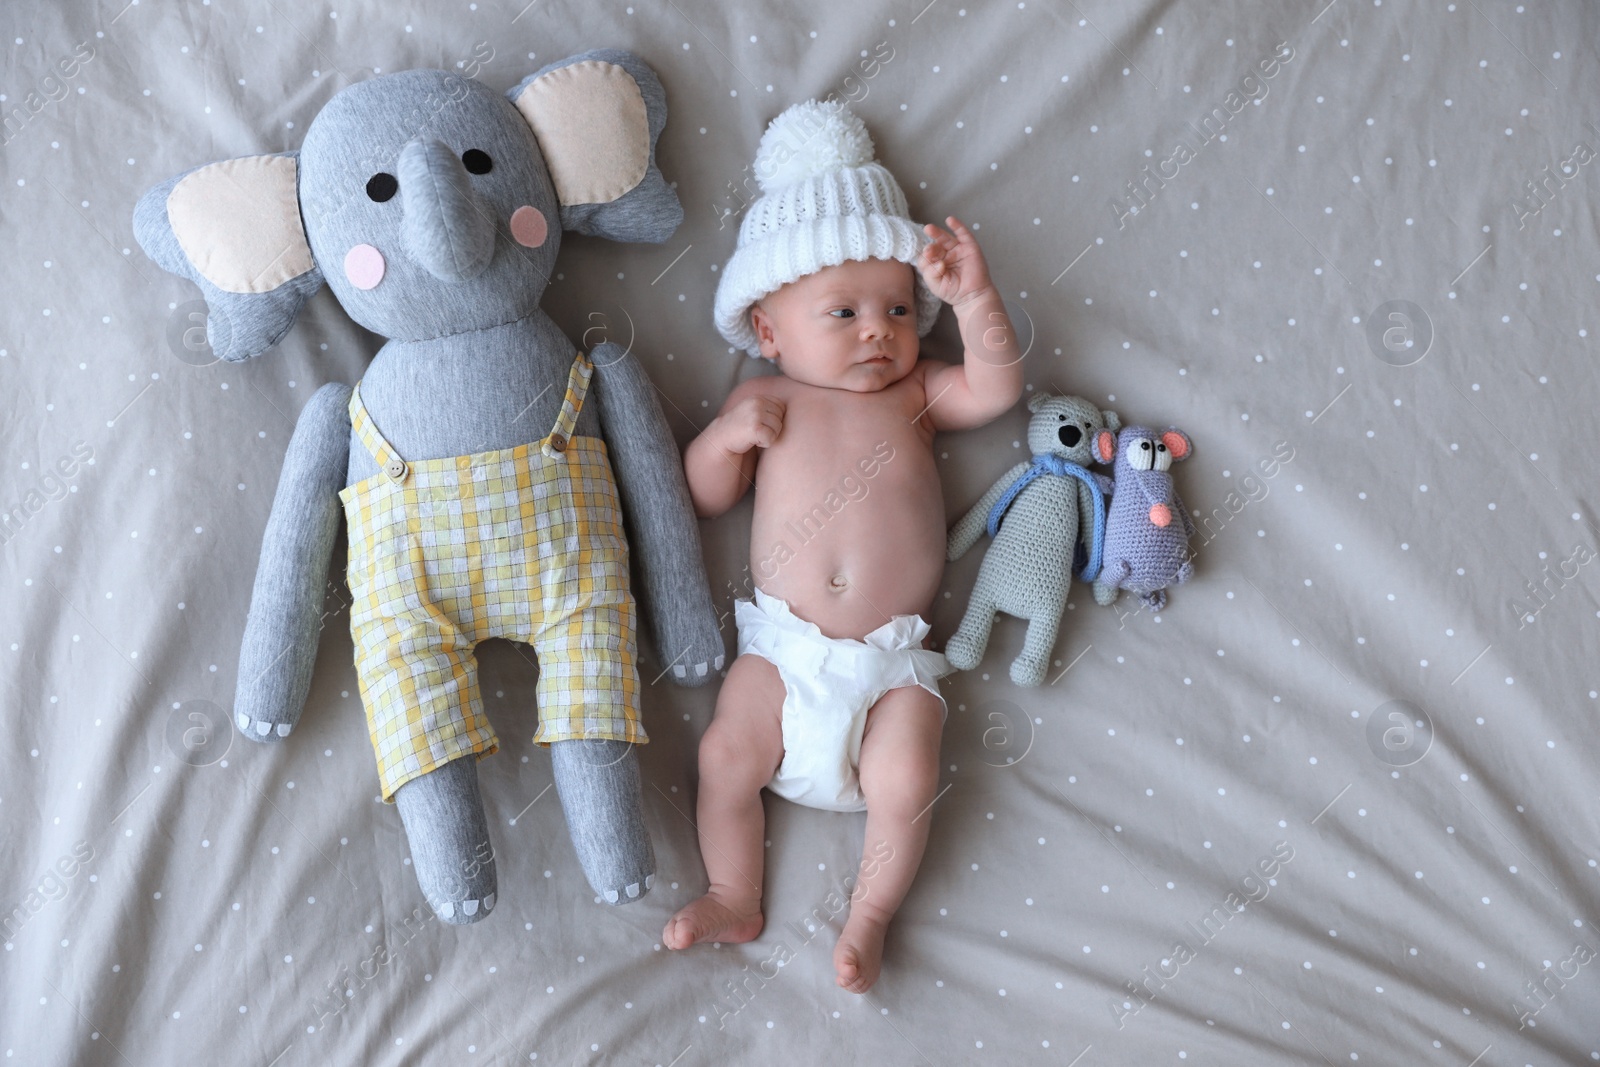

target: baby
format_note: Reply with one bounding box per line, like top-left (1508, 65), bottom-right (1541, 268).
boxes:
top-left (662, 101), bottom-right (1022, 992)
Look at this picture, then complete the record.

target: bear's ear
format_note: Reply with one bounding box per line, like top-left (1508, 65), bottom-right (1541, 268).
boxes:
top-left (1102, 409), bottom-right (1121, 432)
top-left (133, 152), bottom-right (324, 361)
top-left (508, 49), bottom-right (683, 243)
top-left (1026, 391), bottom-right (1054, 413)
top-left (1094, 428), bottom-right (1117, 464)
top-left (1161, 428), bottom-right (1193, 460)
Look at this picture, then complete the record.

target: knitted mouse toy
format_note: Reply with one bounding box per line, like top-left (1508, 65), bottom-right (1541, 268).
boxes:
top-left (946, 394), bottom-right (1118, 686)
top-left (1092, 425), bottom-right (1196, 611)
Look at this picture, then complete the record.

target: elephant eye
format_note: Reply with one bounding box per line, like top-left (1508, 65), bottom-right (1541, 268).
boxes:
top-left (462, 149), bottom-right (493, 175)
top-left (366, 173), bottom-right (398, 203)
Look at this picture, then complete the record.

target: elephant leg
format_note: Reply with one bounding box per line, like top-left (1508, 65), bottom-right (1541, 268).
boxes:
top-left (394, 754), bottom-right (497, 924)
top-left (551, 738), bottom-right (656, 905)
top-left (1011, 604), bottom-right (1062, 687)
top-left (944, 589), bottom-right (999, 672)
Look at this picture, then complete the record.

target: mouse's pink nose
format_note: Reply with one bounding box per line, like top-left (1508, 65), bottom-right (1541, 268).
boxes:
top-left (1149, 504), bottom-right (1172, 527)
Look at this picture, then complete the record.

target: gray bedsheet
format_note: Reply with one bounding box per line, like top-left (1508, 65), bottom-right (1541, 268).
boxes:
top-left (3, 0), bottom-right (1597, 1063)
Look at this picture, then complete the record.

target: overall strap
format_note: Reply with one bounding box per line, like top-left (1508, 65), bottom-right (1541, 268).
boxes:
top-left (542, 351), bottom-right (595, 459)
top-left (347, 380), bottom-right (411, 484)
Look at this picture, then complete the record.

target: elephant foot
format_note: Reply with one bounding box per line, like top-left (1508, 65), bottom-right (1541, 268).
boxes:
top-left (235, 712), bottom-right (294, 741)
top-left (394, 755), bottom-right (498, 925)
top-left (551, 738), bottom-right (656, 906)
top-left (1140, 588), bottom-right (1168, 612)
top-left (671, 653), bottom-right (726, 683)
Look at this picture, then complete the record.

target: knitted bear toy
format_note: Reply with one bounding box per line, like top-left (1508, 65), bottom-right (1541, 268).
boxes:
top-left (1091, 425), bottom-right (1196, 611)
top-left (945, 394), bottom-right (1118, 686)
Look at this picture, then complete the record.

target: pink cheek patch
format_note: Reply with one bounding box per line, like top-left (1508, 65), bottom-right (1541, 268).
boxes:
top-left (510, 205), bottom-right (548, 248)
top-left (344, 244), bottom-right (385, 291)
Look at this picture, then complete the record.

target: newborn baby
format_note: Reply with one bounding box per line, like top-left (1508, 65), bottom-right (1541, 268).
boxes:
top-left (663, 101), bottom-right (1022, 993)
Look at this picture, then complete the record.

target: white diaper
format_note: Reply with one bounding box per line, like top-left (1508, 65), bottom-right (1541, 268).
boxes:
top-left (734, 587), bottom-right (953, 813)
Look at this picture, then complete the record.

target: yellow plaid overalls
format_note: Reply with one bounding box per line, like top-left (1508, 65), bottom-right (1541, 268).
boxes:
top-left (338, 352), bottom-right (646, 803)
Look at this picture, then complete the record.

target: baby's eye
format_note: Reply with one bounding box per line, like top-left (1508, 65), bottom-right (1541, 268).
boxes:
top-left (830, 308), bottom-right (857, 319)
top-left (888, 305), bottom-right (909, 316)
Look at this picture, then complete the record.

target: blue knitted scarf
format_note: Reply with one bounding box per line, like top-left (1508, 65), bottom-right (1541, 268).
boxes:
top-left (985, 454), bottom-right (1108, 581)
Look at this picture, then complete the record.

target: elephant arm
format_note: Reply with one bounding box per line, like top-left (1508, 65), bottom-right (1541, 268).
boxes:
top-left (589, 342), bottom-right (725, 687)
top-left (234, 381), bottom-right (352, 741)
top-left (948, 461), bottom-right (1030, 561)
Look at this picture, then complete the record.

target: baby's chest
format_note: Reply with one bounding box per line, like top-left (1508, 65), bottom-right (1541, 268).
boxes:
top-left (782, 382), bottom-right (928, 446)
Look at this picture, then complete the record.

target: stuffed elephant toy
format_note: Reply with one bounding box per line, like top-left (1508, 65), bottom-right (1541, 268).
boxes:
top-left (132, 51), bottom-right (724, 923)
top-left (1091, 425), bottom-right (1197, 611)
top-left (945, 394), bottom-right (1118, 686)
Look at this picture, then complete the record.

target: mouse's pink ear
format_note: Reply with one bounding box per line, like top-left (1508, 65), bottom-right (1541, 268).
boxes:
top-left (1094, 429), bottom-right (1116, 463)
top-left (1161, 429), bottom-right (1192, 460)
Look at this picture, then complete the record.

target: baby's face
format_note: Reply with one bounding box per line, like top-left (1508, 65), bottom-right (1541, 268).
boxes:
top-left (749, 258), bottom-right (919, 392)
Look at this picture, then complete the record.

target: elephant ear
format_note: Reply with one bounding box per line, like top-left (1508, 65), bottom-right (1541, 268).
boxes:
top-left (132, 152), bottom-right (324, 362)
top-left (508, 49), bottom-right (683, 243)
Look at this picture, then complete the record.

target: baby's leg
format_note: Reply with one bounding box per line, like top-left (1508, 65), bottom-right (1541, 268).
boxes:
top-left (834, 683), bottom-right (944, 993)
top-left (662, 653), bottom-right (785, 950)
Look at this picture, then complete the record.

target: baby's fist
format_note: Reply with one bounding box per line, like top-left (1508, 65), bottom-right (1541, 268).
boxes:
top-left (717, 395), bottom-right (786, 453)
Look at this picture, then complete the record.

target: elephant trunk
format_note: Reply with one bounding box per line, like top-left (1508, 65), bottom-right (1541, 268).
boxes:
top-left (398, 137), bottom-right (496, 283)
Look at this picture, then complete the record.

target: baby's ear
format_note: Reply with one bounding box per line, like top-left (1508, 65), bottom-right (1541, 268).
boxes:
top-left (750, 303), bottom-right (779, 361)
top-left (508, 49), bottom-right (682, 243)
top-left (133, 152), bottom-right (323, 361)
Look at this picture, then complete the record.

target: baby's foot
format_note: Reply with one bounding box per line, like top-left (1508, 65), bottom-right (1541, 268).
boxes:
top-left (663, 891), bottom-right (764, 950)
top-left (833, 914), bottom-right (889, 993)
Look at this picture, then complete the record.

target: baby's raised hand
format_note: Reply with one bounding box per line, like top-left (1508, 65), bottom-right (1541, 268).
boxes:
top-left (714, 395), bottom-right (786, 454)
top-left (916, 216), bottom-right (996, 308)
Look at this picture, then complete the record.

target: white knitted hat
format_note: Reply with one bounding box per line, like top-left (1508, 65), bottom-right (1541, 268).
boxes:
top-left (713, 100), bottom-right (942, 357)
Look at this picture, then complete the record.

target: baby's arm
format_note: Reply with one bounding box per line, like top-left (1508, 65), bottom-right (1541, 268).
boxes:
top-left (683, 378), bottom-right (785, 518)
top-left (915, 217), bottom-right (1024, 432)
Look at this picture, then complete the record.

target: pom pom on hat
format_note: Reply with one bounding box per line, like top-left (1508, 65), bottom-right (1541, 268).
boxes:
top-left (753, 100), bottom-right (876, 191)
top-left (714, 100), bottom-right (943, 357)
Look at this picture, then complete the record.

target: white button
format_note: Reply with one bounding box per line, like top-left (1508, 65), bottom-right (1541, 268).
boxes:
top-left (385, 458), bottom-right (407, 481)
